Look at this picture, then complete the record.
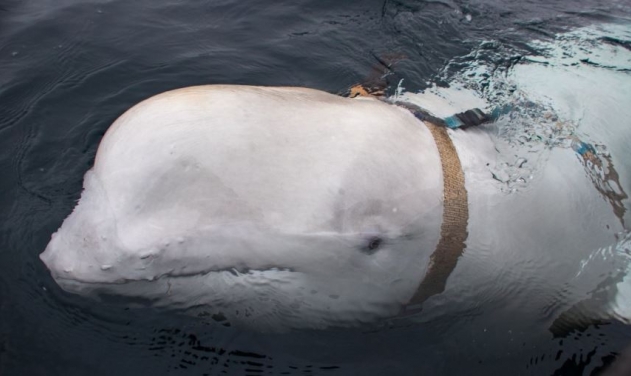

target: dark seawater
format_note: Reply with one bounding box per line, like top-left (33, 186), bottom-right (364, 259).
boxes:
top-left (1, 0), bottom-right (631, 375)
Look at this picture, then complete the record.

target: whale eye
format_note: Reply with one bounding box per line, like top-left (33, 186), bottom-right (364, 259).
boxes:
top-left (368, 237), bottom-right (382, 250)
top-left (362, 236), bottom-right (383, 254)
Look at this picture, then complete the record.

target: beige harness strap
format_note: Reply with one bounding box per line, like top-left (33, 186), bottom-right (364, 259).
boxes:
top-left (348, 90), bottom-right (470, 312)
top-left (406, 121), bottom-right (469, 311)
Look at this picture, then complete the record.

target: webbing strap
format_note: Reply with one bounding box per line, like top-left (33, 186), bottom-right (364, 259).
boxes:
top-left (405, 120), bottom-right (469, 312)
top-left (352, 95), bottom-right (471, 313)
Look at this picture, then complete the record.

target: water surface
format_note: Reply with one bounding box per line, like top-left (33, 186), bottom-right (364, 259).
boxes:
top-left (1, 1), bottom-right (631, 375)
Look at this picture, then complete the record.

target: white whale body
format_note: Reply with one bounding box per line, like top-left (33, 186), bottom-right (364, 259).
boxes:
top-left (40, 83), bottom-right (630, 331)
top-left (41, 86), bottom-right (446, 328)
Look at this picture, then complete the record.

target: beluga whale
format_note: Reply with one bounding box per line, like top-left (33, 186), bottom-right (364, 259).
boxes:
top-left (40, 84), bottom-right (631, 332)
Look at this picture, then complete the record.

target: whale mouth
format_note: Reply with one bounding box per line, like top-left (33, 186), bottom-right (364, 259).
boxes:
top-left (50, 266), bottom-right (296, 289)
top-left (52, 265), bottom-right (308, 318)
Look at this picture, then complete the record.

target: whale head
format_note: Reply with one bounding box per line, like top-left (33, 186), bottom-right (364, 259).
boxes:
top-left (40, 86), bottom-right (444, 330)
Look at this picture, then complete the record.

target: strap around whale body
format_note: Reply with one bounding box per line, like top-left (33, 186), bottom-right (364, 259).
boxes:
top-left (394, 101), bottom-right (470, 313)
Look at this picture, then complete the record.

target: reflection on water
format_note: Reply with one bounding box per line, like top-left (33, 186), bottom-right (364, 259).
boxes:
top-left (577, 147), bottom-right (627, 227)
top-left (1, 0), bottom-right (631, 375)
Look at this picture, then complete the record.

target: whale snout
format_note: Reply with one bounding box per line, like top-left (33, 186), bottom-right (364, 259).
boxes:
top-left (40, 255), bottom-right (93, 297)
top-left (41, 233), bottom-right (79, 281)
top-left (40, 228), bottom-right (128, 296)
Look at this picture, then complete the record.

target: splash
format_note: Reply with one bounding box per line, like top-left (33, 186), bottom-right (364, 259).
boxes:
top-left (396, 22), bottom-right (631, 226)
